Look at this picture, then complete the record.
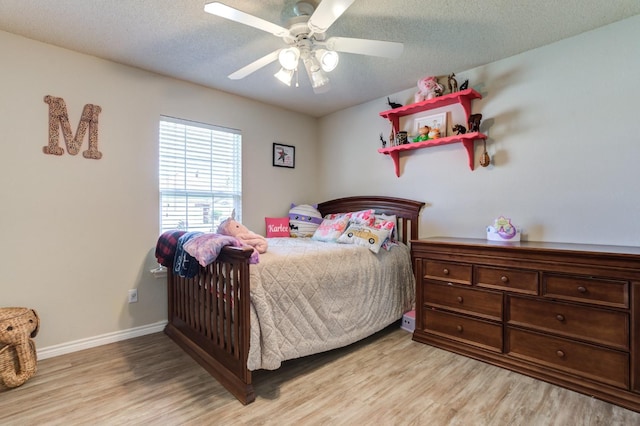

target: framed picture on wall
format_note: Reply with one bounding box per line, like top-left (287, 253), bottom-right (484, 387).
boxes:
top-left (273, 143), bottom-right (295, 168)
top-left (414, 112), bottom-right (447, 137)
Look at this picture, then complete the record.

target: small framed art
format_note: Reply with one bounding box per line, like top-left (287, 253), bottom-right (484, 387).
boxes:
top-left (273, 143), bottom-right (295, 168)
top-left (414, 112), bottom-right (447, 137)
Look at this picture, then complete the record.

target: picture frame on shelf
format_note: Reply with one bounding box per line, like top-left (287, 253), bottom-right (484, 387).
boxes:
top-left (273, 143), bottom-right (295, 168)
top-left (414, 112), bottom-right (447, 137)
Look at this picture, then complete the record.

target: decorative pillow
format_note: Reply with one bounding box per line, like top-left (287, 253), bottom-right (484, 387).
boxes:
top-left (311, 216), bottom-right (350, 242)
top-left (289, 204), bottom-right (323, 238)
top-left (324, 209), bottom-right (376, 226)
top-left (374, 213), bottom-right (398, 250)
top-left (265, 217), bottom-right (290, 237)
top-left (374, 214), bottom-right (397, 240)
top-left (337, 224), bottom-right (391, 254)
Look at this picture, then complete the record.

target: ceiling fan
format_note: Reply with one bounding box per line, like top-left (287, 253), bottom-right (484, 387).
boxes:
top-left (204, 0), bottom-right (404, 93)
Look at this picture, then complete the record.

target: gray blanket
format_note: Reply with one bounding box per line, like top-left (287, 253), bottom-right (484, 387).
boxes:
top-left (247, 238), bottom-right (415, 370)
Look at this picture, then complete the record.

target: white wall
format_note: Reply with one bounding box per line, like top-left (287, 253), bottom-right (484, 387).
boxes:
top-left (319, 15), bottom-right (640, 246)
top-left (0, 30), bottom-right (318, 349)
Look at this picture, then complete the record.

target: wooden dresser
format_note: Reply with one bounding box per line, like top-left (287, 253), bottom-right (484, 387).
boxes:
top-left (411, 237), bottom-right (640, 412)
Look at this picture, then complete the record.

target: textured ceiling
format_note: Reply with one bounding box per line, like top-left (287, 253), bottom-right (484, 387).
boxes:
top-left (1, 0), bottom-right (639, 117)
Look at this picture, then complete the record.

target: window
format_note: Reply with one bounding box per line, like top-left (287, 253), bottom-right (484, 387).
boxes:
top-left (159, 116), bottom-right (241, 233)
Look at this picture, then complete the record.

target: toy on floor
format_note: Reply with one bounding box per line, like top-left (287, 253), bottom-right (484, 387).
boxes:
top-left (0, 308), bottom-right (40, 388)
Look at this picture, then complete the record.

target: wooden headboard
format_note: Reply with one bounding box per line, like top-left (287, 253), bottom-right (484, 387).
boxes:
top-left (317, 196), bottom-right (425, 244)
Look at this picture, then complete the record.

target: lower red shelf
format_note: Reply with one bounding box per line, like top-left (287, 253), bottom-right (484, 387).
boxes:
top-left (377, 132), bottom-right (487, 176)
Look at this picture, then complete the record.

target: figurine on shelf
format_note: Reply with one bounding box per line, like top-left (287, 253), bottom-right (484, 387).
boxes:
top-left (414, 76), bottom-right (444, 103)
top-left (387, 97), bottom-right (402, 109)
top-left (379, 133), bottom-right (386, 148)
top-left (413, 125), bottom-right (431, 142)
top-left (459, 79), bottom-right (469, 91)
top-left (447, 73), bottom-right (458, 93)
top-left (452, 124), bottom-right (467, 135)
top-left (468, 114), bottom-right (483, 132)
top-left (428, 127), bottom-right (441, 139)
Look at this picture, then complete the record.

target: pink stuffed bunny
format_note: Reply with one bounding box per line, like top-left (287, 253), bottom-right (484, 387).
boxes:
top-left (217, 214), bottom-right (268, 254)
top-left (415, 76), bottom-right (443, 103)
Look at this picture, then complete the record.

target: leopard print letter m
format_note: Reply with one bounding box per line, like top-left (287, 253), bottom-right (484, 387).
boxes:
top-left (43, 96), bottom-right (103, 159)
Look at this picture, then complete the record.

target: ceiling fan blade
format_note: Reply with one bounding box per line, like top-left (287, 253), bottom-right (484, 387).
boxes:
top-left (204, 2), bottom-right (290, 37)
top-left (326, 37), bottom-right (404, 58)
top-left (228, 49), bottom-right (280, 80)
top-left (308, 0), bottom-right (356, 33)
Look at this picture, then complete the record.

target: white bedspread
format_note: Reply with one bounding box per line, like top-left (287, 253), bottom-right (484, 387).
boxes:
top-left (247, 238), bottom-right (415, 370)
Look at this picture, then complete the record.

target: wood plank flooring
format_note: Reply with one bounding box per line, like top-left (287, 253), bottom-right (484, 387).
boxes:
top-left (2, 326), bottom-right (639, 425)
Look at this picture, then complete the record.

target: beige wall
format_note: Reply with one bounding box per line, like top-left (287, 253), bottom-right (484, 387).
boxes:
top-left (0, 30), bottom-right (319, 349)
top-left (3, 14), bottom-right (639, 354)
top-left (318, 15), bottom-right (640, 246)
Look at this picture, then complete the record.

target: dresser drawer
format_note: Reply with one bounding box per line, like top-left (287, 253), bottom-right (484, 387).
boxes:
top-left (542, 274), bottom-right (629, 309)
top-left (424, 281), bottom-right (502, 321)
top-left (507, 296), bottom-right (628, 350)
top-left (423, 309), bottom-right (502, 352)
top-left (506, 328), bottom-right (629, 389)
top-left (424, 260), bottom-right (472, 285)
top-left (475, 266), bottom-right (538, 295)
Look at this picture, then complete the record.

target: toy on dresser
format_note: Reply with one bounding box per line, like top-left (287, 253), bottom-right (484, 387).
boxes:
top-left (486, 216), bottom-right (521, 241)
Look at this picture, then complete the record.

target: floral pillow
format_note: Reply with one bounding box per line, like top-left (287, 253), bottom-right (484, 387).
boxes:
top-left (311, 216), bottom-right (350, 242)
top-left (324, 209), bottom-right (376, 226)
top-left (372, 214), bottom-right (398, 251)
top-left (337, 224), bottom-right (391, 254)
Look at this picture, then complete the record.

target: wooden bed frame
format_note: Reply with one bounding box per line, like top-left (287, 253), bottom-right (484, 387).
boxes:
top-left (163, 196), bottom-right (424, 404)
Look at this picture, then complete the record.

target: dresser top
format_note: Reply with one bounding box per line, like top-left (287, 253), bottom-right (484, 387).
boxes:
top-left (412, 237), bottom-right (640, 257)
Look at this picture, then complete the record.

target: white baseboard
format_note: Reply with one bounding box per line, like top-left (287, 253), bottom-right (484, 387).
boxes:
top-left (37, 321), bottom-right (168, 360)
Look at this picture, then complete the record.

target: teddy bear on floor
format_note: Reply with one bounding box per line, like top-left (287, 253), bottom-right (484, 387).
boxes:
top-left (415, 76), bottom-right (444, 103)
top-left (217, 211), bottom-right (268, 254)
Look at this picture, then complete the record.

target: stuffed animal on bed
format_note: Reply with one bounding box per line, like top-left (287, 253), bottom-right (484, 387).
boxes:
top-left (217, 213), bottom-right (268, 254)
top-left (288, 203), bottom-right (323, 238)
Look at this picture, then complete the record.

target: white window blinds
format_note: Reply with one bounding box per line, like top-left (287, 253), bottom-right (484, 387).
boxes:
top-left (159, 116), bottom-right (241, 233)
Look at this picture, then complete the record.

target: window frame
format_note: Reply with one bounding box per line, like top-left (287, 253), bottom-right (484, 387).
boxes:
top-left (158, 116), bottom-right (242, 234)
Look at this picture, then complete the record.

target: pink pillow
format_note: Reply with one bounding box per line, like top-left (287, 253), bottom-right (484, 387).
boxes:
top-left (265, 217), bottom-right (290, 237)
top-left (324, 209), bottom-right (376, 226)
top-left (311, 216), bottom-right (350, 242)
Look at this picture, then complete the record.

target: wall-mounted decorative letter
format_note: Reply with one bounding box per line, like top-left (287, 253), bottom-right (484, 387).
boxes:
top-left (43, 95), bottom-right (103, 159)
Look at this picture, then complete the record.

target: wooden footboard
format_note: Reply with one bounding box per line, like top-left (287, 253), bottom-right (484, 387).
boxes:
top-left (162, 195), bottom-right (424, 405)
top-left (164, 246), bottom-right (256, 404)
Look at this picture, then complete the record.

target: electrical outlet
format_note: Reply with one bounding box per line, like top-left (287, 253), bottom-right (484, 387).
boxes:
top-left (128, 289), bottom-right (138, 303)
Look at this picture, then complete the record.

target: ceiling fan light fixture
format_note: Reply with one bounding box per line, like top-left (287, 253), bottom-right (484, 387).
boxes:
top-left (303, 57), bottom-right (330, 93)
top-left (278, 47), bottom-right (300, 70)
top-left (274, 67), bottom-right (295, 86)
top-left (316, 49), bottom-right (339, 72)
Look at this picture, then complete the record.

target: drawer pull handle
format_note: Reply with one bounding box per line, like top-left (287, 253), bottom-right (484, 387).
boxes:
top-left (501, 275), bottom-right (509, 283)
top-left (556, 350), bottom-right (565, 358)
top-left (556, 314), bottom-right (565, 322)
top-left (577, 286), bottom-right (587, 293)
top-left (456, 296), bottom-right (463, 303)
top-left (456, 325), bottom-right (463, 332)
top-left (443, 268), bottom-right (450, 275)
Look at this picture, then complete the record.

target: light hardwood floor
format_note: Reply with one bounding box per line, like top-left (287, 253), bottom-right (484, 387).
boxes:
top-left (1, 326), bottom-right (639, 425)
